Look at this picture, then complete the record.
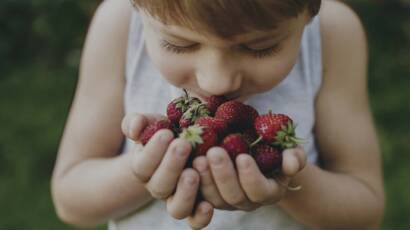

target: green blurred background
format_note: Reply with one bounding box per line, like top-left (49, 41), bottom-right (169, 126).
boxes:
top-left (0, 0), bottom-right (409, 229)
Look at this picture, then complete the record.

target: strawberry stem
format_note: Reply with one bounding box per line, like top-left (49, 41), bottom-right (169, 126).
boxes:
top-left (250, 136), bottom-right (263, 147)
top-left (289, 136), bottom-right (307, 144)
top-left (183, 88), bottom-right (189, 99)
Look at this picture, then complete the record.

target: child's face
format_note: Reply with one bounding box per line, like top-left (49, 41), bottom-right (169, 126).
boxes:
top-left (140, 11), bottom-right (310, 102)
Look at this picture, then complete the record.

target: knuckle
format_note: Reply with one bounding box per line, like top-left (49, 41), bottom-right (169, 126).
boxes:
top-left (130, 155), bottom-right (150, 183)
top-left (129, 114), bottom-right (146, 139)
top-left (248, 192), bottom-right (268, 204)
top-left (188, 220), bottom-right (205, 230)
top-left (201, 191), bottom-right (226, 209)
top-left (133, 171), bottom-right (150, 183)
top-left (227, 193), bottom-right (247, 207)
top-left (192, 222), bottom-right (209, 230)
top-left (212, 200), bottom-right (229, 209)
top-left (265, 194), bottom-right (281, 205)
top-left (149, 187), bottom-right (170, 199)
top-left (264, 191), bottom-right (282, 205)
top-left (167, 205), bottom-right (188, 220)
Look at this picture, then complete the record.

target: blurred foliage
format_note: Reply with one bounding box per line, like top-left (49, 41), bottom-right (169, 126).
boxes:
top-left (0, 0), bottom-right (409, 229)
top-left (0, 0), bottom-right (100, 70)
top-left (349, 1), bottom-right (410, 229)
top-left (0, 1), bottom-right (103, 229)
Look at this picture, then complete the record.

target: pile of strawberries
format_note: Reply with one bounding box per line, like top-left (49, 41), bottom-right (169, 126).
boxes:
top-left (140, 90), bottom-right (303, 175)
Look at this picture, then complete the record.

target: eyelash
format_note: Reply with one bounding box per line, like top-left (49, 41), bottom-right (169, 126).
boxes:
top-left (239, 44), bottom-right (281, 59)
top-left (160, 40), bottom-right (281, 59)
top-left (160, 40), bottom-right (199, 54)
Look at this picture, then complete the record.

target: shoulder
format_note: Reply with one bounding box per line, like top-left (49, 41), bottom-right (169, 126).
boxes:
top-left (88, 0), bottom-right (133, 41)
top-left (94, 0), bottom-right (133, 24)
top-left (319, 0), bottom-right (367, 77)
top-left (83, 0), bottom-right (133, 62)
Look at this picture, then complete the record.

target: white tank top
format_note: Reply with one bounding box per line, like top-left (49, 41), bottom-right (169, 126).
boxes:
top-left (109, 9), bottom-right (322, 230)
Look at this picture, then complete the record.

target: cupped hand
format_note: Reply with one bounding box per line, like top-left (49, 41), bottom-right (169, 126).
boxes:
top-left (121, 113), bottom-right (213, 229)
top-left (192, 146), bottom-right (307, 211)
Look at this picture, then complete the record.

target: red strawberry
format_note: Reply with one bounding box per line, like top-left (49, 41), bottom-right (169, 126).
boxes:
top-left (195, 116), bottom-right (228, 138)
top-left (140, 119), bottom-right (173, 145)
top-left (205, 95), bottom-right (228, 115)
top-left (179, 118), bottom-right (192, 129)
top-left (179, 125), bottom-right (218, 157)
top-left (244, 104), bottom-right (259, 123)
top-left (215, 101), bottom-right (258, 131)
top-left (167, 90), bottom-right (201, 125)
top-left (220, 133), bottom-right (249, 161)
top-left (254, 112), bottom-right (303, 149)
top-left (252, 144), bottom-right (282, 174)
top-left (179, 103), bottom-right (210, 128)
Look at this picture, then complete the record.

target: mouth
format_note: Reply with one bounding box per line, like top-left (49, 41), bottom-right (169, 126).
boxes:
top-left (187, 90), bottom-right (246, 103)
top-left (186, 92), bottom-right (208, 103)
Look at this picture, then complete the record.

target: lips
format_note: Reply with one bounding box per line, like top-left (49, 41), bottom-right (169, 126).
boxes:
top-left (187, 90), bottom-right (247, 103)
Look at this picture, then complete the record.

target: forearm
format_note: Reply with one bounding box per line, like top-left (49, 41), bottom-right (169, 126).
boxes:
top-left (52, 151), bottom-right (153, 227)
top-left (278, 162), bottom-right (384, 229)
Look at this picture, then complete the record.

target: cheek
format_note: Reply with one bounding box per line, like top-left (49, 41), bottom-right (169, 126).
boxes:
top-left (247, 42), bottom-right (300, 92)
top-left (144, 37), bottom-right (194, 87)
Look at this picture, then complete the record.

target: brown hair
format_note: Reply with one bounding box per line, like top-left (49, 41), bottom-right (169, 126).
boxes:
top-left (131, 0), bottom-right (321, 38)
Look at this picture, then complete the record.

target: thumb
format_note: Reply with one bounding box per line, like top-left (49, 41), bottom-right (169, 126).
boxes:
top-left (121, 113), bottom-right (168, 141)
top-left (281, 147), bottom-right (307, 177)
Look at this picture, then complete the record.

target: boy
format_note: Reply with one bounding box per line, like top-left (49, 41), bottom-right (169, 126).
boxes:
top-left (51, 0), bottom-right (384, 229)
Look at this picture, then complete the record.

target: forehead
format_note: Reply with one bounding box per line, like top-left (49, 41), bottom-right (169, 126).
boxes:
top-left (141, 10), bottom-right (306, 45)
top-left (133, 0), bottom-right (314, 38)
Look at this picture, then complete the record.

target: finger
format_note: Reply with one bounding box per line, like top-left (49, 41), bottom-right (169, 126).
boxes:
top-left (193, 156), bottom-right (233, 210)
top-left (131, 129), bottom-right (174, 183)
top-left (146, 139), bottom-right (192, 199)
top-left (207, 147), bottom-right (254, 210)
top-left (294, 147), bottom-right (307, 170)
top-left (122, 113), bottom-right (167, 140)
top-left (274, 173), bottom-right (302, 191)
top-left (282, 148), bottom-right (307, 177)
top-left (236, 154), bottom-right (284, 205)
top-left (166, 169), bottom-right (200, 220)
top-left (187, 201), bottom-right (214, 230)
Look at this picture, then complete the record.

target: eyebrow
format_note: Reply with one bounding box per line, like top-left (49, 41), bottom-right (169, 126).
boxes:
top-left (244, 32), bottom-right (289, 45)
top-left (160, 27), bottom-right (288, 45)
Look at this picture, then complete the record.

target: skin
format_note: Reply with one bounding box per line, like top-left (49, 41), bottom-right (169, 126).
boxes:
top-left (140, 10), bottom-right (306, 101)
top-left (51, 0), bottom-right (384, 229)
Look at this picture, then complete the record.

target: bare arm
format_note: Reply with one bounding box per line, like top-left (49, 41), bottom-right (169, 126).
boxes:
top-left (51, 0), bottom-right (153, 226)
top-left (278, 1), bottom-right (384, 229)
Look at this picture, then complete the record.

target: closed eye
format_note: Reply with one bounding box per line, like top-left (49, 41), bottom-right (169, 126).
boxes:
top-left (160, 39), bottom-right (282, 59)
top-left (239, 44), bottom-right (282, 59)
top-left (160, 40), bottom-right (199, 54)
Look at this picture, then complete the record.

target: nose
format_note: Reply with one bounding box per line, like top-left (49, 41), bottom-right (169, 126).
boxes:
top-left (195, 50), bottom-right (242, 96)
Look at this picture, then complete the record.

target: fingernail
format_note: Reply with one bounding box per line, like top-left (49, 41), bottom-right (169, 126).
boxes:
top-left (210, 154), bottom-right (224, 166)
top-left (201, 204), bottom-right (211, 214)
top-left (185, 176), bottom-right (196, 185)
top-left (128, 117), bottom-right (137, 137)
top-left (196, 162), bottom-right (208, 173)
top-left (160, 131), bottom-right (172, 143)
top-left (237, 155), bottom-right (251, 169)
top-left (290, 154), bottom-right (299, 175)
top-left (195, 158), bottom-right (208, 173)
top-left (175, 145), bottom-right (187, 158)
